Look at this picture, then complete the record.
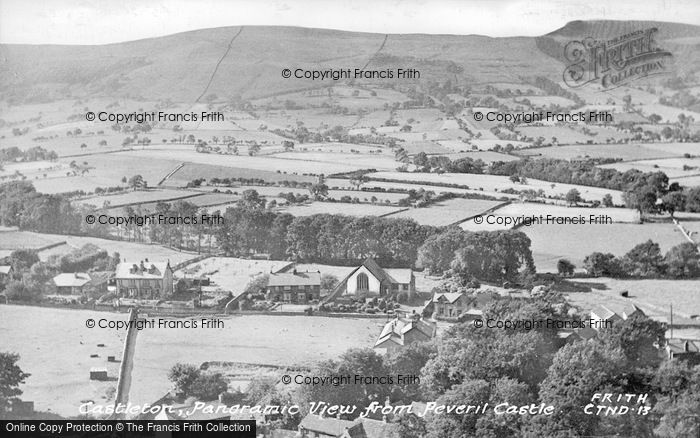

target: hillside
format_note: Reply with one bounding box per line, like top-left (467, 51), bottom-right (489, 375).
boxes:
top-left (0, 20), bottom-right (698, 103)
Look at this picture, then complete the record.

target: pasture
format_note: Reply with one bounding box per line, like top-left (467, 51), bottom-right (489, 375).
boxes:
top-left (519, 143), bottom-right (677, 161)
top-left (279, 201), bottom-right (404, 217)
top-left (384, 198), bottom-right (505, 226)
top-left (177, 257), bottom-right (291, 295)
top-left (0, 306), bottom-right (383, 418)
top-left (367, 171), bottom-right (625, 204)
top-left (522, 222), bottom-right (688, 272)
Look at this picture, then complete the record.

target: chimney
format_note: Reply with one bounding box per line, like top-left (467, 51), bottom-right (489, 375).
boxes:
top-left (293, 268), bottom-right (298, 275)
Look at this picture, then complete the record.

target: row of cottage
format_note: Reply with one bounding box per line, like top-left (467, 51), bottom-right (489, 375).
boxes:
top-left (32, 257), bottom-right (417, 303)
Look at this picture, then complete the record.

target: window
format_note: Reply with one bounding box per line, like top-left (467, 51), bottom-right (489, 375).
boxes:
top-left (356, 273), bottom-right (369, 291)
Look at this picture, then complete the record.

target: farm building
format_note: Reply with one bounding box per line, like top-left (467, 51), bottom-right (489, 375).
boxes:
top-left (328, 258), bottom-right (414, 299)
top-left (115, 260), bottom-right (173, 299)
top-left (266, 270), bottom-right (321, 303)
top-left (52, 273), bottom-right (91, 295)
top-left (590, 304), bottom-right (645, 329)
top-left (374, 315), bottom-right (436, 353)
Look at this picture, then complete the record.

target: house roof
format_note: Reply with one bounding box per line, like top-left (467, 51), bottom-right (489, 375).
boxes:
top-left (360, 418), bottom-right (399, 438)
top-left (360, 258), bottom-right (395, 284)
top-left (115, 261), bottom-right (170, 280)
top-left (53, 273), bottom-right (91, 287)
top-left (375, 317), bottom-right (435, 347)
top-left (591, 304), bottom-right (645, 321)
top-left (0, 265), bottom-right (12, 275)
top-left (432, 292), bottom-right (465, 304)
top-left (268, 271), bottom-right (321, 287)
top-left (384, 268), bottom-right (412, 284)
top-left (299, 414), bottom-right (359, 437)
top-left (298, 414), bottom-right (398, 438)
top-left (590, 305), bottom-right (620, 321)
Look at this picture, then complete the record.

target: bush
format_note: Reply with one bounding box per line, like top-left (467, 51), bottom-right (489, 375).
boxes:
top-left (397, 291), bottom-right (409, 304)
top-left (190, 373), bottom-right (228, 400)
top-left (557, 259), bottom-right (576, 276)
top-left (168, 363), bottom-right (201, 396)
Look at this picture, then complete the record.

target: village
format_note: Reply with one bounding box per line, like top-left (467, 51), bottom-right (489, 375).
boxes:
top-left (1, 11), bottom-right (700, 437)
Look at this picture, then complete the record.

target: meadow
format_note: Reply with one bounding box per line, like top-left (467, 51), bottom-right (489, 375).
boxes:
top-left (384, 198), bottom-right (505, 226)
top-left (522, 222), bottom-right (688, 272)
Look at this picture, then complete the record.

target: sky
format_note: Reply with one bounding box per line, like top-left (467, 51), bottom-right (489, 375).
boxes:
top-left (1, 0), bottom-right (699, 45)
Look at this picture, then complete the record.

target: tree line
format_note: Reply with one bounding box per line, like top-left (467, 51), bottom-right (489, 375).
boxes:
top-left (583, 240), bottom-right (700, 279)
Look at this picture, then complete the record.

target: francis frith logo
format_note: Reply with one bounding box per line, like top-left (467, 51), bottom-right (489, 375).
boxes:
top-left (563, 27), bottom-right (673, 89)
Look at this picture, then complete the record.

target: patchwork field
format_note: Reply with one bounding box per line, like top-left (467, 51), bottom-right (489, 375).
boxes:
top-left (460, 203), bottom-right (641, 232)
top-left (121, 148), bottom-right (381, 176)
top-left (368, 171), bottom-right (625, 204)
top-left (0, 306), bottom-right (384, 418)
top-left (523, 222), bottom-right (688, 272)
top-left (8, 232), bottom-right (200, 266)
top-left (521, 144), bottom-right (678, 161)
top-left (75, 189), bottom-right (201, 209)
top-left (384, 198), bottom-right (506, 226)
top-left (165, 162), bottom-right (315, 186)
top-left (279, 201), bottom-right (404, 217)
top-left (599, 158), bottom-right (700, 178)
top-left (567, 278), bottom-right (700, 321)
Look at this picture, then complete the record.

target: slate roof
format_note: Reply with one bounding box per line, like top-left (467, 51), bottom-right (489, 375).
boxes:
top-left (0, 265), bottom-right (12, 275)
top-left (53, 273), bottom-right (91, 287)
top-left (115, 261), bottom-right (170, 280)
top-left (299, 414), bottom-right (359, 437)
top-left (432, 292), bottom-right (465, 304)
top-left (268, 271), bottom-right (321, 287)
top-left (375, 317), bottom-right (435, 347)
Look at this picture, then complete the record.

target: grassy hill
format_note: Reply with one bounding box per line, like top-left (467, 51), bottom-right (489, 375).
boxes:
top-left (1, 20), bottom-right (698, 103)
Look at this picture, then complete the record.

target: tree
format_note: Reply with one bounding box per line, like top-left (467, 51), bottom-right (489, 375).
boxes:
top-left (602, 193), bottom-right (614, 207)
top-left (320, 273), bottom-right (339, 292)
top-left (395, 148), bottom-right (409, 164)
top-left (583, 252), bottom-right (623, 277)
top-left (565, 188), bottom-right (581, 206)
top-left (244, 274), bottom-right (269, 297)
top-left (239, 189), bottom-right (266, 210)
top-left (190, 373), bottom-right (228, 400)
top-left (599, 313), bottom-right (665, 369)
top-left (662, 191), bottom-right (686, 218)
top-left (295, 349), bottom-right (389, 415)
top-left (557, 259), bottom-right (575, 276)
top-left (665, 242), bottom-right (700, 278)
top-left (620, 240), bottom-right (666, 278)
top-left (653, 362), bottom-right (700, 437)
top-left (416, 228), bottom-right (466, 275)
top-left (128, 175), bottom-right (145, 190)
top-left (248, 144), bottom-right (261, 156)
top-left (168, 363), bottom-right (200, 396)
top-left (282, 140), bottom-right (295, 151)
top-left (449, 230), bottom-right (535, 283)
top-left (528, 341), bottom-right (627, 437)
top-left (385, 341), bottom-right (436, 401)
top-left (309, 183), bottom-right (329, 200)
top-left (0, 352), bottom-right (30, 416)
